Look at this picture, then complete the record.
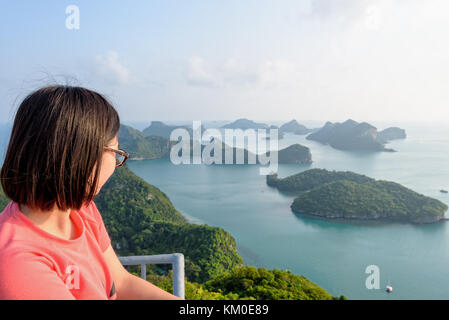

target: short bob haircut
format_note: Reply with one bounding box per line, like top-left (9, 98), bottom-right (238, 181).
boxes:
top-left (0, 85), bottom-right (120, 212)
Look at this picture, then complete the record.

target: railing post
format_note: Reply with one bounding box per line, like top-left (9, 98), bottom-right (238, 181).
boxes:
top-left (172, 253), bottom-right (185, 299)
top-left (140, 264), bottom-right (146, 280)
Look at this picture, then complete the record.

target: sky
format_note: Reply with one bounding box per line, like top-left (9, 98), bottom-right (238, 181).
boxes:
top-left (1, 0), bottom-right (449, 124)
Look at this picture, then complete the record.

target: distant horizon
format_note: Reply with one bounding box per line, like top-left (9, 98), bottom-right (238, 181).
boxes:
top-left (1, 118), bottom-right (449, 126)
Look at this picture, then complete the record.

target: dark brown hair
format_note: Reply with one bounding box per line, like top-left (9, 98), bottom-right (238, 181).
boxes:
top-left (0, 85), bottom-right (120, 211)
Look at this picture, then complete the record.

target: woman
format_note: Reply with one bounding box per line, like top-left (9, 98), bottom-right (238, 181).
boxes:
top-left (0, 85), bottom-right (182, 300)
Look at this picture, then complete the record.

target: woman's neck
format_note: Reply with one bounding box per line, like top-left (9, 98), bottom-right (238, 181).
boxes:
top-left (18, 203), bottom-right (77, 240)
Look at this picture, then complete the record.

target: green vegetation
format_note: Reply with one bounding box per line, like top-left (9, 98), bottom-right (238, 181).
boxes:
top-left (119, 124), bottom-right (173, 160)
top-left (268, 168), bottom-right (448, 223)
top-left (150, 266), bottom-right (346, 300)
top-left (277, 144), bottom-right (312, 164)
top-left (146, 272), bottom-right (239, 300)
top-left (142, 121), bottom-right (200, 140)
top-left (94, 163), bottom-right (243, 283)
top-left (0, 186), bottom-right (9, 211)
top-left (267, 168), bottom-right (372, 192)
top-left (131, 221), bottom-right (243, 283)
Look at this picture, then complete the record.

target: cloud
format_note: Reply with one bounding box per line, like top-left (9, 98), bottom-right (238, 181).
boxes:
top-left (186, 56), bottom-right (296, 89)
top-left (258, 60), bottom-right (299, 89)
top-left (187, 56), bottom-right (216, 87)
top-left (220, 58), bottom-right (259, 86)
top-left (178, 1), bottom-right (449, 121)
top-left (95, 51), bottom-right (132, 85)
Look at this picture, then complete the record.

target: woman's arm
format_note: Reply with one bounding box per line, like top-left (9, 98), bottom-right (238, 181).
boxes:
top-left (116, 272), bottom-right (183, 300)
top-left (103, 244), bottom-right (183, 300)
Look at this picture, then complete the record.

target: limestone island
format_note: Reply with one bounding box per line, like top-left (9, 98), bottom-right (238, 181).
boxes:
top-left (267, 168), bottom-right (448, 224)
top-left (279, 119), bottom-right (314, 135)
top-left (377, 127), bottom-right (407, 143)
top-left (222, 119), bottom-right (284, 139)
top-left (205, 139), bottom-right (312, 165)
top-left (306, 119), bottom-right (404, 152)
top-left (221, 118), bottom-right (270, 130)
top-left (143, 121), bottom-right (204, 140)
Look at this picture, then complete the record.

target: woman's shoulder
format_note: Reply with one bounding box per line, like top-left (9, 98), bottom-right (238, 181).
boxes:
top-left (77, 200), bottom-right (104, 228)
top-left (0, 201), bottom-right (24, 246)
top-left (0, 200), bottom-right (15, 223)
top-left (0, 200), bottom-right (108, 253)
top-left (0, 207), bottom-right (55, 278)
top-left (0, 201), bottom-right (48, 254)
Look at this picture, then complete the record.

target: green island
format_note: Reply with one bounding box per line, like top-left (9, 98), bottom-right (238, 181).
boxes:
top-left (267, 168), bottom-right (448, 224)
top-left (279, 119), bottom-right (314, 135)
top-left (276, 144), bottom-right (312, 164)
top-left (306, 119), bottom-right (398, 152)
top-left (119, 124), bottom-right (174, 160)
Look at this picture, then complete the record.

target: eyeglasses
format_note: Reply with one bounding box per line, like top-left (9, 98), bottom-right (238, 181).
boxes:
top-left (103, 145), bottom-right (130, 167)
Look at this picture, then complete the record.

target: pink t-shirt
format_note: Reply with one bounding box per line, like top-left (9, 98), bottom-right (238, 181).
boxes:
top-left (0, 200), bottom-right (117, 300)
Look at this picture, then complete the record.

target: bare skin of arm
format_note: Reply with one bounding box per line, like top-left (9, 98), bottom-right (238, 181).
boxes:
top-left (103, 244), bottom-right (184, 300)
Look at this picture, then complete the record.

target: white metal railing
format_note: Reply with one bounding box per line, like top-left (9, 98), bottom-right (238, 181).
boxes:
top-left (118, 253), bottom-right (185, 299)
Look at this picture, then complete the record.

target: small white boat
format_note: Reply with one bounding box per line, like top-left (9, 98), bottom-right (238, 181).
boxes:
top-left (386, 285), bottom-right (393, 293)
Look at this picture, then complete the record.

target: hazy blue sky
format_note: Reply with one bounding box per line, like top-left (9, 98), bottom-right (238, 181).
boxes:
top-left (1, 0), bottom-right (449, 124)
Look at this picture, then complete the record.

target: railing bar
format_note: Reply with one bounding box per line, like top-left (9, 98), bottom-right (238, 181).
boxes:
top-left (118, 253), bottom-right (185, 299)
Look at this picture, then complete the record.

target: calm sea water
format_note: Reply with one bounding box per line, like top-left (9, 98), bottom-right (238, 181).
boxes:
top-left (1, 121), bottom-right (448, 299)
top-left (126, 122), bottom-right (449, 300)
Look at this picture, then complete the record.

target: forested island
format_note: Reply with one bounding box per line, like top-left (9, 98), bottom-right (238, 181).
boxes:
top-left (142, 121), bottom-right (205, 140)
top-left (221, 118), bottom-right (270, 130)
top-left (279, 119), bottom-right (314, 135)
top-left (267, 169), bottom-right (448, 224)
top-left (277, 144), bottom-right (312, 164)
top-left (377, 127), bottom-right (407, 143)
top-left (306, 119), bottom-right (406, 152)
top-left (119, 124), bottom-right (173, 160)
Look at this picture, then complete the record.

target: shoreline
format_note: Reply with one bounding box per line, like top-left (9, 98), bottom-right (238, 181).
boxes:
top-left (291, 209), bottom-right (449, 225)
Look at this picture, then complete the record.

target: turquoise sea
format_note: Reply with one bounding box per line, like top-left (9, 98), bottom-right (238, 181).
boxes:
top-left (1, 121), bottom-right (448, 299)
top-left (125, 121), bottom-right (449, 300)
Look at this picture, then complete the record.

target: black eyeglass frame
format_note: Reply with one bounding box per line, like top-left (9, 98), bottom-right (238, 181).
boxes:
top-left (103, 146), bottom-right (130, 167)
